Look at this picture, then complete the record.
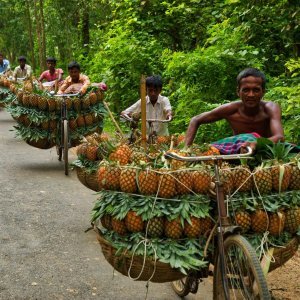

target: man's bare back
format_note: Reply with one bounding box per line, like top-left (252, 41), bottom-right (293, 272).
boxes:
top-left (185, 68), bottom-right (284, 146)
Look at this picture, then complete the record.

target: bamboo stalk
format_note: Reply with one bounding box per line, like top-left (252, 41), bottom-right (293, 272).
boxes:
top-left (140, 75), bottom-right (147, 148)
top-left (103, 101), bottom-right (124, 138)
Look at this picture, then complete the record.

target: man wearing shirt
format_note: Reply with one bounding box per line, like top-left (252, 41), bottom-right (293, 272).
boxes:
top-left (0, 53), bottom-right (10, 74)
top-left (13, 56), bottom-right (32, 80)
top-left (121, 75), bottom-right (172, 136)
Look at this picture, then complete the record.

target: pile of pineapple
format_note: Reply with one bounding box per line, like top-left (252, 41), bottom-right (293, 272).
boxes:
top-left (0, 76), bottom-right (17, 107)
top-left (5, 81), bottom-right (106, 149)
top-left (75, 134), bottom-right (300, 276)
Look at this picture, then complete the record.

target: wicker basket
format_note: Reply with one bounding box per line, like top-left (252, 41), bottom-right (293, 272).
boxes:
top-left (76, 167), bottom-right (88, 187)
top-left (26, 138), bottom-right (55, 149)
top-left (269, 236), bottom-right (299, 272)
top-left (85, 171), bottom-right (99, 192)
top-left (94, 227), bottom-right (185, 283)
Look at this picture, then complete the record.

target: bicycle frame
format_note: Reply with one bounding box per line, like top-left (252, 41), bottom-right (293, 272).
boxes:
top-left (165, 147), bottom-right (253, 300)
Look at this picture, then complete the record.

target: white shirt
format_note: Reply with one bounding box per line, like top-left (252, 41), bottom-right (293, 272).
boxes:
top-left (124, 95), bottom-right (172, 136)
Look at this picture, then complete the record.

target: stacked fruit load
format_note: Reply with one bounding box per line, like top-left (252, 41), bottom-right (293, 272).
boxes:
top-left (76, 135), bottom-right (300, 277)
top-left (6, 83), bottom-right (106, 149)
top-left (0, 77), bottom-right (18, 107)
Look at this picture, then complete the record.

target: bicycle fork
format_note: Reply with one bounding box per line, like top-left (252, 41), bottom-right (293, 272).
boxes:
top-left (214, 160), bottom-right (230, 300)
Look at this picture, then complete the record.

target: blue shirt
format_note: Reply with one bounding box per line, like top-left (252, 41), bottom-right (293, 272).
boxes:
top-left (0, 59), bottom-right (10, 73)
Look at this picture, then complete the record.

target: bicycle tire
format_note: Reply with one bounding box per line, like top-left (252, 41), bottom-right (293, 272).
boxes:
top-left (213, 234), bottom-right (270, 300)
top-left (63, 119), bottom-right (69, 175)
top-left (171, 277), bottom-right (191, 297)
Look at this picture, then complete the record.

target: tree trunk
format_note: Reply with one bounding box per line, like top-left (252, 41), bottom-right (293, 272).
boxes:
top-left (39, 0), bottom-right (47, 70)
top-left (25, 0), bottom-right (36, 70)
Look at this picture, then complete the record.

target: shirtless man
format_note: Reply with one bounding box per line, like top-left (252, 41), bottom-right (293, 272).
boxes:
top-left (185, 68), bottom-right (284, 147)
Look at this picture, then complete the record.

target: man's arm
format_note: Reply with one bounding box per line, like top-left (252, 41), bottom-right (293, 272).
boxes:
top-left (79, 75), bottom-right (90, 95)
top-left (185, 103), bottom-right (236, 146)
top-left (265, 102), bottom-right (284, 143)
top-left (121, 100), bottom-right (141, 116)
top-left (163, 97), bottom-right (172, 120)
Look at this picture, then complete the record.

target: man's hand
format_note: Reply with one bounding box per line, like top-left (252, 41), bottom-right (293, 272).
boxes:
top-left (166, 114), bottom-right (172, 121)
top-left (240, 141), bottom-right (257, 154)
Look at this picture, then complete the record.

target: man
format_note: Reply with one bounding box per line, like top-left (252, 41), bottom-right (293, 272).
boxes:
top-left (13, 56), bottom-right (32, 80)
top-left (185, 68), bottom-right (284, 148)
top-left (57, 61), bottom-right (90, 95)
top-left (0, 53), bottom-right (10, 75)
top-left (38, 57), bottom-right (63, 84)
top-left (121, 75), bottom-right (172, 136)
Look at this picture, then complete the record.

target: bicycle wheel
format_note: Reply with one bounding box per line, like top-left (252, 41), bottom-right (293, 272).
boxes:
top-left (171, 277), bottom-right (191, 297)
top-left (213, 234), bottom-right (270, 300)
top-left (63, 119), bottom-right (69, 175)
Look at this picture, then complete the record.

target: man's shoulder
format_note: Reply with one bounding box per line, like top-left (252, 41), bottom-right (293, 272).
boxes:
top-left (261, 100), bottom-right (280, 114)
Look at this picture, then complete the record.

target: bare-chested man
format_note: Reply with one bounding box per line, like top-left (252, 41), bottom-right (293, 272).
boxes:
top-left (185, 68), bottom-right (284, 147)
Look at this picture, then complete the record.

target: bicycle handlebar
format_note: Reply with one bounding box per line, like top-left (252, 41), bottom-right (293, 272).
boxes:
top-left (120, 113), bottom-right (171, 123)
top-left (54, 92), bottom-right (80, 97)
top-left (164, 146), bottom-right (253, 162)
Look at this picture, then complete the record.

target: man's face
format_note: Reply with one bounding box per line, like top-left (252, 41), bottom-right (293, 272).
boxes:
top-left (19, 60), bottom-right (26, 68)
top-left (237, 76), bottom-right (265, 108)
top-left (147, 86), bottom-right (161, 102)
top-left (68, 68), bottom-right (80, 81)
top-left (47, 61), bottom-right (56, 71)
top-left (0, 55), bottom-right (3, 64)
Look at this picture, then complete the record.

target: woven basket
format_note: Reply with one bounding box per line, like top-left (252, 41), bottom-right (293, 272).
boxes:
top-left (76, 167), bottom-right (88, 187)
top-left (269, 236), bottom-right (299, 272)
top-left (26, 138), bottom-right (55, 149)
top-left (94, 227), bottom-right (185, 283)
top-left (85, 171), bottom-right (99, 192)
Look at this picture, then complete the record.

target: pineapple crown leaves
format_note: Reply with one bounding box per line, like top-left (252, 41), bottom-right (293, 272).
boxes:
top-left (265, 142), bottom-right (294, 163)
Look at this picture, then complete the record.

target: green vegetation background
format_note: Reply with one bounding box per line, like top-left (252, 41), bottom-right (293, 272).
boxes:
top-left (0, 0), bottom-right (299, 143)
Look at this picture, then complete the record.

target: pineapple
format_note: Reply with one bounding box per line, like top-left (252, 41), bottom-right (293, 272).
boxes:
top-left (266, 143), bottom-right (293, 192)
top-left (86, 145), bottom-right (98, 161)
top-left (22, 93), bottom-right (30, 107)
top-left (184, 216), bottom-right (201, 238)
top-left (157, 170), bottom-right (177, 198)
top-left (251, 209), bottom-right (269, 233)
top-left (40, 120), bottom-right (49, 130)
top-left (69, 118), bottom-right (77, 131)
top-left (125, 211), bottom-right (144, 232)
top-left (235, 211), bottom-right (251, 233)
top-left (73, 97), bottom-right (81, 112)
top-left (76, 115), bottom-right (85, 127)
top-left (169, 150), bottom-right (188, 169)
top-left (138, 168), bottom-right (158, 195)
top-left (268, 211), bottom-right (285, 236)
top-left (233, 162), bottom-right (253, 192)
top-left (156, 135), bottom-right (170, 146)
top-left (165, 217), bottom-right (183, 239)
top-left (109, 144), bottom-right (131, 165)
top-left (47, 98), bottom-right (56, 112)
top-left (111, 217), bottom-right (127, 235)
top-left (218, 163), bottom-right (234, 195)
top-left (284, 192), bottom-right (300, 233)
top-left (130, 150), bottom-right (148, 164)
top-left (37, 95), bottom-right (48, 110)
top-left (289, 161), bottom-right (300, 190)
top-left (89, 92), bottom-right (97, 105)
top-left (17, 91), bottom-right (24, 104)
top-left (104, 165), bottom-right (121, 191)
top-left (284, 209), bottom-right (300, 233)
top-left (199, 217), bottom-right (214, 235)
top-left (77, 143), bottom-right (88, 158)
top-left (29, 94), bottom-right (38, 107)
top-left (192, 168), bottom-right (212, 194)
top-left (120, 167), bottom-right (137, 193)
top-left (100, 214), bottom-right (112, 230)
top-left (97, 165), bottom-right (108, 190)
top-left (82, 96), bottom-right (90, 109)
top-left (146, 217), bottom-right (165, 238)
top-left (253, 164), bottom-right (273, 195)
top-left (84, 113), bottom-right (94, 126)
top-left (175, 170), bottom-right (193, 195)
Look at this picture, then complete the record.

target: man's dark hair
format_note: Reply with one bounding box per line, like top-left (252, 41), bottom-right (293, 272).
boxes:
top-left (146, 75), bottom-right (163, 89)
top-left (68, 61), bottom-right (80, 71)
top-left (18, 56), bottom-right (27, 62)
top-left (0, 53), bottom-right (3, 57)
top-left (237, 68), bottom-right (266, 90)
top-left (46, 57), bottom-right (57, 63)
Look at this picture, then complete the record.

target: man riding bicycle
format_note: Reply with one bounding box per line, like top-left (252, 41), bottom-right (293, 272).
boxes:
top-left (121, 75), bottom-right (173, 136)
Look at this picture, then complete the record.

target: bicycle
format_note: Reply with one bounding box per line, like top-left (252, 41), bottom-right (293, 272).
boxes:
top-left (164, 147), bottom-right (271, 300)
top-left (120, 113), bottom-right (172, 145)
top-left (54, 92), bottom-right (79, 175)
